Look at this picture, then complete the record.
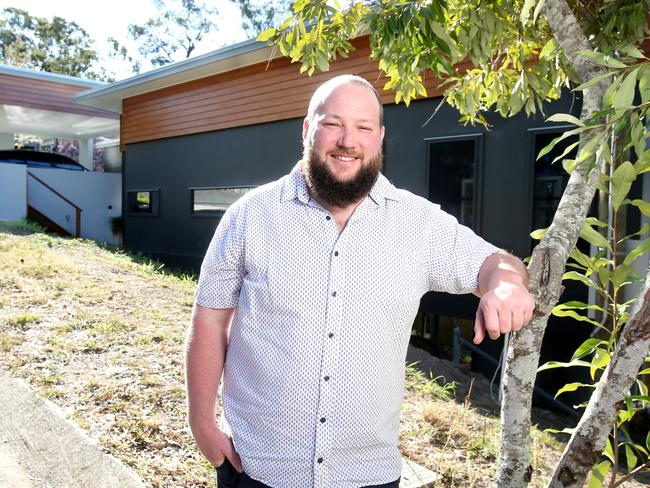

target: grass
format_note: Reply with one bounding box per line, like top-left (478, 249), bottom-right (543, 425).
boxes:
top-left (0, 225), bottom-right (596, 488)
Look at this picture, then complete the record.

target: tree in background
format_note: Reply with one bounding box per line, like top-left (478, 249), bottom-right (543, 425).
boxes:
top-left (233, 0), bottom-right (292, 38)
top-left (260, 0), bottom-right (650, 486)
top-left (125, 0), bottom-right (217, 71)
top-left (0, 7), bottom-right (110, 80)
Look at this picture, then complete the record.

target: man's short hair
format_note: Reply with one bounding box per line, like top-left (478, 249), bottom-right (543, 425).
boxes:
top-left (306, 75), bottom-right (384, 125)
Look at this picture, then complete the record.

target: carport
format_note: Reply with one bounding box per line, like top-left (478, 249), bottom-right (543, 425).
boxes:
top-left (0, 64), bottom-right (119, 170)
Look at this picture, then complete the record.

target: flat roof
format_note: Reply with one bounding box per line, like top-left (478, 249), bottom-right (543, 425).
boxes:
top-left (0, 64), bottom-right (107, 89)
top-left (75, 38), bottom-right (277, 113)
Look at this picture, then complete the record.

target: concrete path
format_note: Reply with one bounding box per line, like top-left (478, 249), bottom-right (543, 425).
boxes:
top-left (0, 367), bottom-right (144, 488)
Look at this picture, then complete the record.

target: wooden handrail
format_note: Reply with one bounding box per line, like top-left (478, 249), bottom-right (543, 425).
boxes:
top-left (27, 170), bottom-right (82, 237)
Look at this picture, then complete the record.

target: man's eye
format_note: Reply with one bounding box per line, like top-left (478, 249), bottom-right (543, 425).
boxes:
top-left (323, 122), bottom-right (339, 127)
top-left (359, 126), bottom-right (372, 132)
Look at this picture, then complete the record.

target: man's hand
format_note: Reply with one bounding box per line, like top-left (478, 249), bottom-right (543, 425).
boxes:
top-left (473, 252), bottom-right (535, 344)
top-left (189, 420), bottom-right (242, 471)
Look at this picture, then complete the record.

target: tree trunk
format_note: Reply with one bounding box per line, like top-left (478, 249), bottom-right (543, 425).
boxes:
top-left (547, 267), bottom-right (650, 487)
top-left (495, 0), bottom-right (610, 486)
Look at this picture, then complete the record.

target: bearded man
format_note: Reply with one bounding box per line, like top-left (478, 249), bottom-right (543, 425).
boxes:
top-left (185, 75), bottom-right (534, 488)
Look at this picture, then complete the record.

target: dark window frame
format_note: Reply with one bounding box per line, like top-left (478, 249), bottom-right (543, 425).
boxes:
top-left (424, 133), bottom-right (484, 233)
top-left (189, 186), bottom-right (256, 218)
top-left (126, 189), bottom-right (160, 217)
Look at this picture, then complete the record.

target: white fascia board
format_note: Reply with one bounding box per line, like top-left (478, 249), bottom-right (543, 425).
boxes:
top-left (0, 64), bottom-right (106, 89)
top-left (74, 39), bottom-right (277, 114)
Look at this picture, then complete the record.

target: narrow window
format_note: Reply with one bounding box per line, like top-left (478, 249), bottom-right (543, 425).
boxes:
top-left (428, 135), bottom-right (481, 230)
top-left (127, 190), bottom-right (159, 216)
top-left (191, 187), bottom-right (254, 216)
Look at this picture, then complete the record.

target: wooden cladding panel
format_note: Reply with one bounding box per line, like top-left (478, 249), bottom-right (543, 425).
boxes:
top-left (0, 73), bottom-right (118, 119)
top-left (121, 38), bottom-right (449, 147)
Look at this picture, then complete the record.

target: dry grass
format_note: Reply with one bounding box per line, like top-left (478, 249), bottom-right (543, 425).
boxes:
top-left (0, 225), bottom-right (643, 487)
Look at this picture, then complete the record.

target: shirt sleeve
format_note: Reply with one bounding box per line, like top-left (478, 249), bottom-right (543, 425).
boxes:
top-left (194, 202), bottom-right (246, 308)
top-left (424, 207), bottom-right (500, 294)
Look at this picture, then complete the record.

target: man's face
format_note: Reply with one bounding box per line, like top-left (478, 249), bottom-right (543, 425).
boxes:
top-left (302, 82), bottom-right (385, 206)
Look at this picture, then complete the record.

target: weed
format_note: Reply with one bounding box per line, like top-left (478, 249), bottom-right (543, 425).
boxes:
top-left (0, 219), bottom-right (47, 235)
top-left (0, 333), bottom-right (22, 352)
top-left (406, 363), bottom-right (456, 401)
top-left (2, 313), bottom-right (40, 330)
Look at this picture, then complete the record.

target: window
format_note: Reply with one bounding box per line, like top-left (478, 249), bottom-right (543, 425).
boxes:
top-left (191, 187), bottom-right (254, 216)
top-left (127, 190), bottom-right (159, 216)
top-left (427, 135), bottom-right (482, 230)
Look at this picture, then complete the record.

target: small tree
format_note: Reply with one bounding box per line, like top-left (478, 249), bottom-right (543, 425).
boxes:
top-left (127, 0), bottom-right (218, 70)
top-left (0, 7), bottom-right (109, 80)
top-left (259, 0), bottom-right (650, 485)
top-left (232, 0), bottom-right (292, 38)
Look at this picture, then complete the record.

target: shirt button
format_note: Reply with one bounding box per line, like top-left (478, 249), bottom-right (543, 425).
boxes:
top-left (317, 457), bottom-right (324, 464)
top-left (334, 251), bottom-right (339, 256)
top-left (320, 417), bottom-right (326, 423)
top-left (328, 332), bottom-right (334, 338)
top-left (331, 291), bottom-right (337, 297)
top-left (324, 375), bottom-right (330, 381)
top-left (325, 216), bottom-right (331, 221)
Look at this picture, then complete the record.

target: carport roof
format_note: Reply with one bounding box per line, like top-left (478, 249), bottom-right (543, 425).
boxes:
top-left (0, 65), bottom-right (120, 139)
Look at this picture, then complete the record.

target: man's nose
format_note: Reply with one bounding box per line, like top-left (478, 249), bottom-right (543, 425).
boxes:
top-left (337, 126), bottom-right (356, 148)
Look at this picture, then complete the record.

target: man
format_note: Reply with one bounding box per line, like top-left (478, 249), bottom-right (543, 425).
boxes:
top-left (186, 75), bottom-right (535, 488)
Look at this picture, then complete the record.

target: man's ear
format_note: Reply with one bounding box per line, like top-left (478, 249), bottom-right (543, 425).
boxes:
top-left (380, 125), bottom-right (385, 143)
top-left (302, 118), bottom-right (310, 141)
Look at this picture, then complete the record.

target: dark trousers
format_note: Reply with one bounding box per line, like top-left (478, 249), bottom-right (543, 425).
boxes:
top-left (216, 459), bottom-right (400, 488)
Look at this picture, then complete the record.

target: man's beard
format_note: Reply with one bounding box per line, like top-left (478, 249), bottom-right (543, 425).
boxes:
top-left (303, 147), bottom-right (383, 207)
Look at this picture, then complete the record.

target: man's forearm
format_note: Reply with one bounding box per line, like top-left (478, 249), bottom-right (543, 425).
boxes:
top-left (185, 305), bottom-right (234, 429)
top-left (477, 251), bottom-right (529, 296)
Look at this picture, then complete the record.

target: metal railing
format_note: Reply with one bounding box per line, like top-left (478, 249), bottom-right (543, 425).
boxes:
top-left (26, 171), bottom-right (81, 237)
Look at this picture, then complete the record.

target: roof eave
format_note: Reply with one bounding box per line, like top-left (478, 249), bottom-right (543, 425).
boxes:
top-left (74, 39), bottom-right (278, 113)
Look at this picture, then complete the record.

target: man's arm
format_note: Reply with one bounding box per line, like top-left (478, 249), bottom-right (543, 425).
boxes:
top-left (185, 304), bottom-right (242, 472)
top-left (472, 251), bottom-right (535, 344)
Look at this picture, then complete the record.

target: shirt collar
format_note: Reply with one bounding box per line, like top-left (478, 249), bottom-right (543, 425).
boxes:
top-left (281, 162), bottom-right (401, 205)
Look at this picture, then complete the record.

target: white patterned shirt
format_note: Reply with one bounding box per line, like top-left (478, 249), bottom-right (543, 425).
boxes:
top-left (195, 163), bottom-right (499, 488)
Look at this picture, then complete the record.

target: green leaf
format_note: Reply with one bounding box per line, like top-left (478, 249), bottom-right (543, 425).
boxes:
top-left (646, 430), bottom-right (650, 451)
top-left (578, 50), bottom-right (628, 69)
top-left (611, 264), bottom-right (635, 290)
top-left (639, 368), bottom-right (650, 375)
top-left (591, 348), bottom-right (611, 380)
top-left (530, 227), bottom-right (547, 240)
top-left (620, 45), bottom-right (646, 59)
top-left (551, 306), bottom-right (608, 330)
top-left (552, 140), bottom-right (580, 164)
top-left (580, 222), bottom-right (612, 250)
top-left (538, 359), bottom-right (593, 372)
top-left (623, 237), bottom-right (650, 266)
top-left (587, 460), bottom-right (611, 488)
top-left (613, 68), bottom-right (639, 109)
top-left (573, 71), bottom-right (616, 92)
top-left (520, 0), bottom-right (536, 24)
top-left (555, 382), bottom-right (595, 398)
top-left (562, 300), bottom-right (605, 312)
top-left (546, 113), bottom-right (585, 127)
top-left (572, 337), bottom-right (607, 360)
top-left (544, 427), bottom-right (576, 435)
top-left (539, 38), bottom-right (557, 59)
top-left (257, 27), bottom-right (276, 42)
top-left (563, 271), bottom-right (596, 289)
top-left (570, 247), bottom-right (596, 271)
top-left (610, 161), bottom-right (637, 211)
top-left (640, 64), bottom-right (650, 104)
top-left (631, 199), bottom-right (650, 217)
top-left (625, 444), bottom-right (639, 470)
top-left (604, 438), bottom-right (615, 462)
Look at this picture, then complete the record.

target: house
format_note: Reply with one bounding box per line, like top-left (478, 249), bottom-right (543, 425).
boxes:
top-left (75, 36), bottom-right (649, 407)
top-left (0, 65), bottom-right (122, 243)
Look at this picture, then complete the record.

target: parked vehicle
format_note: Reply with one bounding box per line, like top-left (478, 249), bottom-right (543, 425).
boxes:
top-left (0, 150), bottom-right (87, 171)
